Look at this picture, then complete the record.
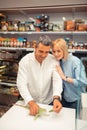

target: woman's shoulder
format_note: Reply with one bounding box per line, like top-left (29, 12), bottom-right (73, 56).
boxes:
top-left (68, 53), bottom-right (82, 67)
top-left (69, 53), bottom-right (80, 62)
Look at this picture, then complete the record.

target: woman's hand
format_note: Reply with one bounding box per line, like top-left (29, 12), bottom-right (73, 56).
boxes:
top-left (66, 77), bottom-right (73, 83)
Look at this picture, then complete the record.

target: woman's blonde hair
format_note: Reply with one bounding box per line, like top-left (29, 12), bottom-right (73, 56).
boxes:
top-left (52, 38), bottom-right (68, 60)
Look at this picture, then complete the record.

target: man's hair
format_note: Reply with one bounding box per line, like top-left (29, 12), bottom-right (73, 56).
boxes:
top-left (36, 35), bottom-right (52, 47)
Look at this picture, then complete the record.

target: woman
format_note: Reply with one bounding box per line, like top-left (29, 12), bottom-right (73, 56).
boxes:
top-left (52, 38), bottom-right (87, 117)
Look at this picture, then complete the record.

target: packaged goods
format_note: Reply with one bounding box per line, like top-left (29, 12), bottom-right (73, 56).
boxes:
top-left (64, 20), bottom-right (75, 31)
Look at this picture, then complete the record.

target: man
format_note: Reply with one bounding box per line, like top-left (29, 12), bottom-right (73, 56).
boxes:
top-left (17, 35), bottom-right (63, 116)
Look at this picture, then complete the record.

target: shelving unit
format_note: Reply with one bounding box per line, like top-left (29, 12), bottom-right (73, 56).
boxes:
top-left (0, 3), bottom-right (87, 117)
top-left (0, 4), bottom-right (87, 76)
top-left (0, 49), bottom-right (20, 116)
top-left (0, 4), bottom-right (87, 80)
top-left (0, 31), bottom-right (87, 49)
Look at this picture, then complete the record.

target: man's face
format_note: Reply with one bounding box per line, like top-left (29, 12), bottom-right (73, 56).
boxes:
top-left (35, 43), bottom-right (51, 63)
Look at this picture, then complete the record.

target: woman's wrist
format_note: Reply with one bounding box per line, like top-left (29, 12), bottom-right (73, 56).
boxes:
top-left (64, 77), bottom-right (74, 83)
top-left (63, 76), bottom-right (68, 81)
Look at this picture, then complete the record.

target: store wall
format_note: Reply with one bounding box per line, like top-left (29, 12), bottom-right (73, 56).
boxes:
top-left (0, 0), bottom-right (87, 9)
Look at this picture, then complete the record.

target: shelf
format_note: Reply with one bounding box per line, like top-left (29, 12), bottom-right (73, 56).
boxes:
top-left (0, 82), bottom-right (16, 87)
top-left (0, 32), bottom-right (32, 35)
top-left (0, 31), bottom-right (87, 35)
top-left (0, 47), bottom-right (34, 51)
top-left (0, 47), bottom-right (87, 53)
top-left (0, 58), bottom-right (18, 63)
top-left (68, 49), bottom-right (87, 53)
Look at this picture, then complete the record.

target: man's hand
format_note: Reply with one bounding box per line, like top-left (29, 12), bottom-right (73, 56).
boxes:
top-left (53, 99), bottom-right (62, 113)
top-left (28, 100), bottom-right (40, 116)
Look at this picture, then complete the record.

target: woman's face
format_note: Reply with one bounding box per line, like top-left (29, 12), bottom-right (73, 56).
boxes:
top-left (52, 44), bottom-right (64, 60)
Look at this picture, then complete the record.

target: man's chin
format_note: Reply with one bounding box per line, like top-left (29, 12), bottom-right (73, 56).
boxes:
top-left (39, 58), bottom-right (45, 62)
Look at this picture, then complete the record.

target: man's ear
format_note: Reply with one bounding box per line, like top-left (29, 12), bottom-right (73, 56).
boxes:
top-left (32, 40), bottom-right (37, 48)
top-left (34, 45), bottom-right (37, 49)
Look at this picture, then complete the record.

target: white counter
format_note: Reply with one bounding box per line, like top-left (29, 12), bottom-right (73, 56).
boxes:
top-left (76, 119), bottom-right (87, 130)
top-left (0, 100), bottom-right (75, 130)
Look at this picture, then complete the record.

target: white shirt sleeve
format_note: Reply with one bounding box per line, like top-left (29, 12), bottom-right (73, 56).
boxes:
top-left (17, 58), bottom-right (33, 105)
top-left (52, 68), bottom-right (63, 99)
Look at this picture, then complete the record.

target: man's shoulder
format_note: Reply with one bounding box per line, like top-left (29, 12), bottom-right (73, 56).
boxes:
top-left (19, 52), bottom-right (33, 63)
top-left (47, 54), bottom-right (58, 63)
top-left (48, 54), bottom-right (56, 60)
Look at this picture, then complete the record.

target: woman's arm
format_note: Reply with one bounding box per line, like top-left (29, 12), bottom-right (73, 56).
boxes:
top-left (56, 64), bottom-right (74, 83)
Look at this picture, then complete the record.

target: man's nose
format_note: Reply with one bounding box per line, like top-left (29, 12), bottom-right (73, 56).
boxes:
top-left (42, 53), bottom-right (47, 57)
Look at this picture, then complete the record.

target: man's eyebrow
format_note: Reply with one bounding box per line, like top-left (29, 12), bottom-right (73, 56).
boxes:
top-left (39, 50), bottom-right (49, 53)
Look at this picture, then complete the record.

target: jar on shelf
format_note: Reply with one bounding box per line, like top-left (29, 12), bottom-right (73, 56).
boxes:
top-left (7, 21), bottom-right (13, 31)
top-left (64, 20), bottom-right (75, 31)
top-left (48, 23), bottom-right (53, 31)
top-left (1, 21), bottom-right (8, 31)
top-left (13, 21), bottom-right (19, 31)
top-left (76, 24), bottom-right (86, 31)
top-left (36, 15), bottom-right (42, 24)
top-left (0, 13), bottom-right (6, 30)
top-left (25, 21), bottom-right (35, 31)
top-left (75, 19), bottom-right (85, 31)
top-left (18, 22), bottom-right (25, 32)
top-left (23, 38), bottom-right (27, 47)
top-left (34, 23), bottom-right (41, 32)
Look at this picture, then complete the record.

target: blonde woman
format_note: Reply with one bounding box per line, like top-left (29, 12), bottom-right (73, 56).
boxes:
top-left (52, 38), bottom-right (87, 117)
